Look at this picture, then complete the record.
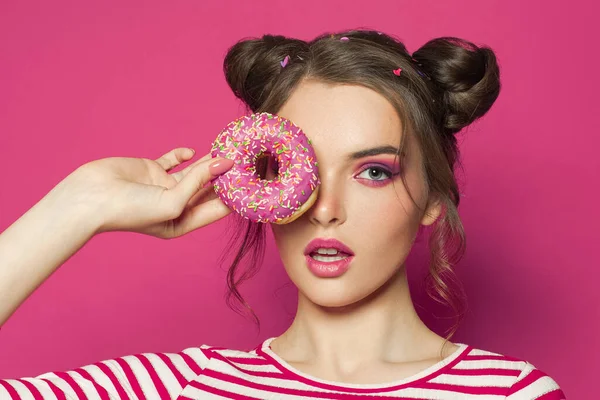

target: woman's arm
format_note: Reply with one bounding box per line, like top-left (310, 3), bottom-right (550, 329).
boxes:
top-left (0, 170), bottom-right (100, 326)
top-left (0, 150), bottom-right (233, 328)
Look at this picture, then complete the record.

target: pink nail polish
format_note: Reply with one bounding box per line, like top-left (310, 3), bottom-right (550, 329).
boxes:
top-left (209, 158), bottom-right (234, 175)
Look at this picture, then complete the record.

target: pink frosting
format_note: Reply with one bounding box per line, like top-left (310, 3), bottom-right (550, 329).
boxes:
top-left (210, 112), bottom-right (320, 223)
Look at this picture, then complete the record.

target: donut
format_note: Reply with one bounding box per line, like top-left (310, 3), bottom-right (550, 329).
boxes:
top-left (210, 112), bottom-right (320, 224)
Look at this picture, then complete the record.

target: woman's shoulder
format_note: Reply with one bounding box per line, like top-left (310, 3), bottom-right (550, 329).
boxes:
top-left (457, 343), bottom-right (566, 399)
top-left (183, 340), bottom-right (273, 366)
top-left (1, 343), bottom-right (225, 399)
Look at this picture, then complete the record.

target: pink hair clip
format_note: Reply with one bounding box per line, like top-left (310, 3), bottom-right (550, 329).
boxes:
top-left (393, 68), bottom-right (402, 76)
top-left (280, 55), bottom-right (290, 68)
top-left (340, 36), bottom-right (349, 41)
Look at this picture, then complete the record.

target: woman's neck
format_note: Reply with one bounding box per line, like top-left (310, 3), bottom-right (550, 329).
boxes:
top-left (272, 267), bottom-right (445, 368)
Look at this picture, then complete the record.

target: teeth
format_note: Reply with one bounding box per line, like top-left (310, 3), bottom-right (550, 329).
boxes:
top-left (315, 248), bottom-right (339, 255)
top-left (311, 254), bottom-right (347, 262)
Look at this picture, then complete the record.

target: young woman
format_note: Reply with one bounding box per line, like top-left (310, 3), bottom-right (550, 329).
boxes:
top-left (0, 30), bottom-right (565, 399)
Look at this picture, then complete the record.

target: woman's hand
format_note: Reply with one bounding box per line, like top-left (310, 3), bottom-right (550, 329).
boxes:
top-left (0, 148), bottom-right (234, 325)
top-left (66, 148), bottom-right (234, 238)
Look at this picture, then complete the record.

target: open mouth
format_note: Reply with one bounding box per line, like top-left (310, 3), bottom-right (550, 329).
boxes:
top-left (304, 238), bottom-right (355, 278)
top-left (309, 249), bottom-right (351, 262)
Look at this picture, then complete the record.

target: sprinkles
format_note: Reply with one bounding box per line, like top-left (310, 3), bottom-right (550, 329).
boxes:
top-left (210, 113), bottom-right (320, 223)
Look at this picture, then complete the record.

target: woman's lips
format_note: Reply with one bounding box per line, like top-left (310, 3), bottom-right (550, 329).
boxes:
top-left (303, 237), bottom-right (355, 256)
top-left (305, 254), bottom-right (354, 278)
top-left (303, 237), bottom-right (355, 277)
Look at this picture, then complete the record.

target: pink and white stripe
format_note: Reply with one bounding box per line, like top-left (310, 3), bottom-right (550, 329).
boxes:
top-left (0, 339), bottom-right (566, 399)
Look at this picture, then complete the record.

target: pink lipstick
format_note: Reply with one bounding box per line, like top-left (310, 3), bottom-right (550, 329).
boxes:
top-left (304, 238), bottom-right (355, 278)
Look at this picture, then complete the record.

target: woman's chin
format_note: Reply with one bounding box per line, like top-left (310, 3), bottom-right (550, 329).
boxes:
top-left (297, 283), bottom-right (374, 310)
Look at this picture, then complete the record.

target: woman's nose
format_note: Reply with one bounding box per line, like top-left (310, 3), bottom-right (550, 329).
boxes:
top-left (307, 177), bottom-right (346, 227)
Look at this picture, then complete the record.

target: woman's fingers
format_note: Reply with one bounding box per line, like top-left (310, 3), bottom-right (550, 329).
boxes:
top-left (171, 152), bottom-right (213, 183)
top-left (186, 184), bottom-right (217, 209)
top-left (197, 152), bottom-right (213, 162)
top-left (155, 148), bottom-right (195, 172)
top-left (163, 157), bottom-right (233, 215)
top-left (172, 196), bottom-right (232, 236)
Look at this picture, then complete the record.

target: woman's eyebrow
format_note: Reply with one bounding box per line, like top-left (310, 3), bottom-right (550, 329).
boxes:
top-left (347, 145), bottom-right (402, 160)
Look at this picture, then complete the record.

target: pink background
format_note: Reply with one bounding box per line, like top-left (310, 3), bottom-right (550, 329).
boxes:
top-left (0, 1), bottom-right (597, 397)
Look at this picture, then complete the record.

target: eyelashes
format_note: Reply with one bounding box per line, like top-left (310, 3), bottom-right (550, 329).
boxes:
top-left (355, 164), bottom-right (398, 187)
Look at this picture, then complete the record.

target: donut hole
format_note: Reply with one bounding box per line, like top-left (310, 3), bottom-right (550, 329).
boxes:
top-left (256, 152), bottom-right (279, 181)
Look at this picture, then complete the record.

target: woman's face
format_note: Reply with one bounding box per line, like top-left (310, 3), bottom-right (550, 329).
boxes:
top-left (269, 80), bottom-right (441, 308)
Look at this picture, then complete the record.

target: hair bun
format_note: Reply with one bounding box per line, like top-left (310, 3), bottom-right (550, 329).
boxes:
top-left (224, 35), bottom-right (307, 112)
top-left (413, 37), bottom-right (501, 135)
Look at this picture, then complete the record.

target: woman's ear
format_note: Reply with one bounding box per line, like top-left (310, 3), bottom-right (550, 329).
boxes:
top-left (420, 193), bottom-right (442, 226)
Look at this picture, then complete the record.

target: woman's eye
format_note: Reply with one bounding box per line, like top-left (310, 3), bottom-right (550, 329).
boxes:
top-left (356, 166), bottom-right (391, 181)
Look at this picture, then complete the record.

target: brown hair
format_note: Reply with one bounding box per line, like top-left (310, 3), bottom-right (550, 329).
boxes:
top-left (217, 29), bottom-right (501, 359)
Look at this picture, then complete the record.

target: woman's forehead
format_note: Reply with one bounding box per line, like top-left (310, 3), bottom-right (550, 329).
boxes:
top-left (277, 80), bottom-right (412, 160)
top-left (278, 81), bottom-right (404, 151)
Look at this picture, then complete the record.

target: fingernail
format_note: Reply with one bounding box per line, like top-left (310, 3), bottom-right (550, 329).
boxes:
top-left (209, 158), bottom-right (234, 175)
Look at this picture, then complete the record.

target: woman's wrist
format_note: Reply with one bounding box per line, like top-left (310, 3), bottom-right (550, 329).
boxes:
top-left (0, 172), bottom-right (100, 325)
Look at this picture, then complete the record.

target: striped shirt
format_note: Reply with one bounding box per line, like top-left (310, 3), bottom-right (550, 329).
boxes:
top-left (0, 337), bottom-right (566, 399)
